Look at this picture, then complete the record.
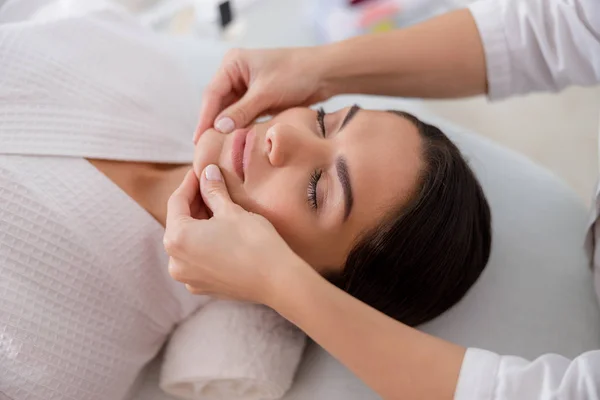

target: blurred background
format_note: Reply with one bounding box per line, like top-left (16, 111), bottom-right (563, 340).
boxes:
top-left (120, 0), bottom-right (600, 202)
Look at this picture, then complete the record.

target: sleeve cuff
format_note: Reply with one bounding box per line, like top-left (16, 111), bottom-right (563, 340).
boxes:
top-left (468, 0), bottom-right (513, 101)
top-left (454, 348), bottom-right (500, 400)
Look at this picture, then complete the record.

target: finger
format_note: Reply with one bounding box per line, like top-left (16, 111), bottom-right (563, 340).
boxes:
top-left (194, 92), bottom-right (242, 144)
top-left (185, 288), bottom-right (233, 301)
top-left (195, 97), bottom-right (238, 145)
top-left (215, 87), bottom-right (270, 134)
top-left (194, 69), bottom-right (238, 143)
top-left (168, 257), bottom-right (188, 283)
top-left (200, 164), bottom-right (237, 216)
top-left (166, 169), bottom-right (198, 231)
top-left (185, 284), bottom-right (206, 296)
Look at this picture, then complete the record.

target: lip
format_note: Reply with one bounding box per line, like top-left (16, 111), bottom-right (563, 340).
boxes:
top-left (231, 127), bottom-right (253, 181)
top-left (242, 128), bottom-right (255, 181)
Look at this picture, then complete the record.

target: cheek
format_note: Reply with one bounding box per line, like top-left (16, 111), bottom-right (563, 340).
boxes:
top-left (241, 182), bottom-right (338, 270)
top-left (235, 166), bottom-right (344, 270)
top-left (193, 129), bottom-right (225, 178)
top-left (240, 176), bottom-right (316, 257)
top-left (244, 184), bottom-right (298, 231)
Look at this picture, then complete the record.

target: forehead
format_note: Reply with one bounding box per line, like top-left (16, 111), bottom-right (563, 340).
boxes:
top-left (341, 109), bottom-right (424, 232)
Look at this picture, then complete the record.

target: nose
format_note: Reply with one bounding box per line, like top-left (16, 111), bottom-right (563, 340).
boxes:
top-left (265, 123), bottom-right (323, 167)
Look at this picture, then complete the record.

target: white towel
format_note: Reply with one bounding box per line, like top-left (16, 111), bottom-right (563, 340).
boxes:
top-left (160, 300), bottom-right (307, 400)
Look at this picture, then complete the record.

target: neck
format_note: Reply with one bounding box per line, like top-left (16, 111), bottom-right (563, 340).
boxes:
top-left (88, 159), bottom-right (191, 227)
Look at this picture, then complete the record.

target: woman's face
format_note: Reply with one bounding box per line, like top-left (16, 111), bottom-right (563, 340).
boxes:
top-left (194, 106), bottom-right (423, 274)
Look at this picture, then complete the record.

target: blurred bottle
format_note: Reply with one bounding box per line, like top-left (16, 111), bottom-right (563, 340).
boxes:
top-left (130, 0), bottom-right (246, 40)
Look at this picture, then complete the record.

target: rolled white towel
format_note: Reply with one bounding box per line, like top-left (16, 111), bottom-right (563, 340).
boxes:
top-left (160, 300), bottom-right (307, 400)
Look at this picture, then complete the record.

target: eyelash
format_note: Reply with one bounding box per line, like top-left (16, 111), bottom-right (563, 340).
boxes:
top-left (307, 107), bottom-right (327, 210)
top-left (308, 169), bottom-right (322, 210)
top-left (317, 107), bottom-right (327, 137)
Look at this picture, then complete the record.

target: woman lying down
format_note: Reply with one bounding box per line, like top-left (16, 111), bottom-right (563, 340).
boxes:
top-left (0, 1), bottom-right (490, 399)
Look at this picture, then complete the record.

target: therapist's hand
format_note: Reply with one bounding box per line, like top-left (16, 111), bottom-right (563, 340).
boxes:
top-left (194, 47), bottom-right (331, 143)
top-left (164, 165), bottom-right (307, 305)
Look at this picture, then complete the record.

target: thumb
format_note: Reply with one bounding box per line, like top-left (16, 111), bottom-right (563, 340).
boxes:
top-left (215, 87), bottom-right (270, 133)
top-left (200, 164), bottom-right (234, 216)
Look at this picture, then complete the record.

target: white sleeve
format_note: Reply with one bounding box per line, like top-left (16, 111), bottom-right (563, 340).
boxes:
top-left (454, 348), bottom-right (600, 400)
top-left (468, 0), bottom-right (600, 100)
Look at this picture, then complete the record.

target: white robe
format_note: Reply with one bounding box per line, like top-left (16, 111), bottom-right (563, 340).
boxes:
top-left (0, 1), bottom-right (207, 398)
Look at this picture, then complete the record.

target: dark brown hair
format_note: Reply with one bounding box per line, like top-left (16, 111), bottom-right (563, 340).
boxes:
top-left (336, 111), bottom-right (492, 327)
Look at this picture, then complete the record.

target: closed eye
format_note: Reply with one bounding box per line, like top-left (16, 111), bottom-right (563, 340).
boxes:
top-left (317, 107), bottom-right (326, 137)
top-left (308, 169), bottom-right (322, 209)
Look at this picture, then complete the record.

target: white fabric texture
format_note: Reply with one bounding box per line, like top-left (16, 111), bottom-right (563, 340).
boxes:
top-left (160, 300), bottom-right (306, 400)
top-left (0, 0), bottom-right (197, 162)
top-left (0, 1), bottom-right (304, 399)
top-left (469, 0), bottom-right (600, 101)
top-left (0, 155), bottom-right (207, 400)
top-left (451, 1), bottom-right (600, 399)
top-left (457, 348), bottom-right (600, 400)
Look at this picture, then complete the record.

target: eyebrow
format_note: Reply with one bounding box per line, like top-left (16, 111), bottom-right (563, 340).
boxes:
top-left (340, 104), bottom-right (361, 131)
top-left (333, 105), bottom-right (360, 222)
top-left (336, 156), bottom-right (354, 222)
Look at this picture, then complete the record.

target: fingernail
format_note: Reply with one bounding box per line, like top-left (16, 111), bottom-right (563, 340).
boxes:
top-left (205, 164), bottom-right (223, 181)
top-left (215, 117), bottom-right (235, 133)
